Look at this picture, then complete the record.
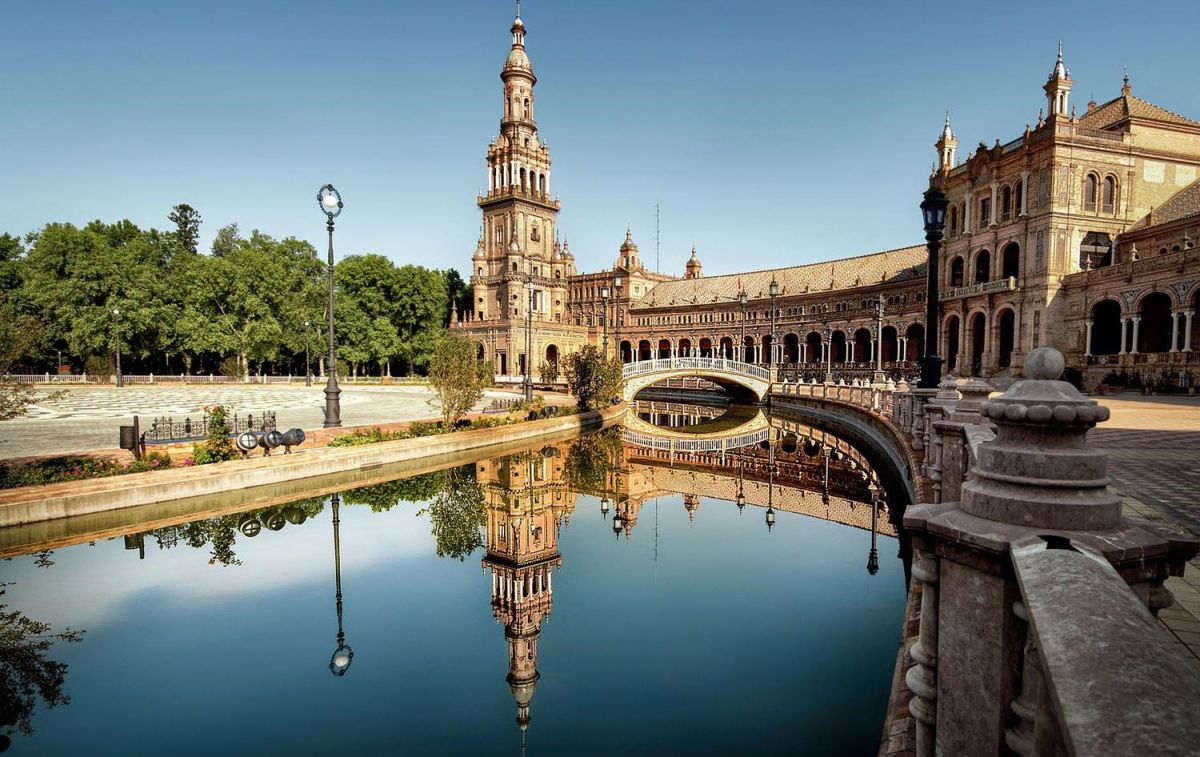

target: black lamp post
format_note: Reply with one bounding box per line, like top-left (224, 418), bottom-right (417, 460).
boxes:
top-left (919, 187), bottom-right (949, 389)
top-left (328, 492), bottom-right (353, 676)
top-left (873, 296), bottom-right (887, 385)
top-left (317, 184), bottom-right (343, 427)
top-left (613, 275), bottom-right (623, 363)
top-left (524, 275), bottom-right (534, 402)
top-left (867, 483), bottom-right (881, 576)
top-left (736, 459), bottom-right (746, 513)
top-left (765, 439), bottom-right (776, 531)
top-left (600, 285), bottom-right (610, 359)
top-left (112, 307), bottom-right (123, 388)
top-left (738, 289), bottom-right (748, 362)
top-left (768, 275), bottom-right (780, 368)
top-left (304, 320), bottom-right (312, 387)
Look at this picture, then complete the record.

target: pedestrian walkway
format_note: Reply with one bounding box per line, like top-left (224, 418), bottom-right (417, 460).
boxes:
top-left (1093, 394), bottom-right (1200, 665)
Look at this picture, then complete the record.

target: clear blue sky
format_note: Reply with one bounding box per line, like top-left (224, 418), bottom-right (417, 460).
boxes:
top-left (5, 0), bottom-right (1198, 278)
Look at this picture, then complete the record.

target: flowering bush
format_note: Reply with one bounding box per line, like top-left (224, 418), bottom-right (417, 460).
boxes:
top-left (191, 404), bottom-right (236, 465)
top-left (0, 452), bottom-right (174, 489)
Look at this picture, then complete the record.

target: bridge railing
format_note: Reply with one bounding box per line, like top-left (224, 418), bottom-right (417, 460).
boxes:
top-left (622, 357), bottom-right (771, 382)
top-left (622, 427), bottom-right (770, 453)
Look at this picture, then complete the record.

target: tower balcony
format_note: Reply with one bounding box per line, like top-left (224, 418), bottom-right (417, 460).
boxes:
top-left (478, 186), bottom-right (560, 211)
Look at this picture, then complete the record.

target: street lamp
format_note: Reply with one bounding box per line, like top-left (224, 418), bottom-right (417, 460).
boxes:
top-left (524, 276), bottom-right (535, 402)
top-left (112, 308), bottom-right (123, 388)
top-left (823, 324), bottom-right (833, 384)
top-left (873, 296), bottom-right (887, 385)
top-left (613, 275), bottom-right (624, 363)
top-left (919, 187), bottom-right (949, 389)
top-left (600, 285), bottom-right (610, 359)
top-left (768, 275), bottom-right (779, 369)
top-left (738, 289), bottom-right (748, 362)
top-left (736, 459), bottom-right (746, 513)
top-left (600, 496), bottom-right (610, 520)
top-left (328, 493), bottom-right (353, 676)
top-left (317, 184), bottom-right (343, 427)
top-left (303, 320), bottom-right (312, 387)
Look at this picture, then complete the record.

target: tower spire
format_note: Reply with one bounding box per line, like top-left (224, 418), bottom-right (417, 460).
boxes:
top-left (1043, 41), bottom-right (1073, 118)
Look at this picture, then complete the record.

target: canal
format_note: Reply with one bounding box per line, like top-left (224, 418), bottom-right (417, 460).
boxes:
top-left (1, 402), bottom-right (909, 756)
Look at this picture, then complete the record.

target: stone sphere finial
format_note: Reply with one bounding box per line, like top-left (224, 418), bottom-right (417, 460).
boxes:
top-left (1025, 347), bottom-right (1065, 381)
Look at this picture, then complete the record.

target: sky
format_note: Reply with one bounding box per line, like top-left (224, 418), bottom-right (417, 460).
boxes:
top-left (5, 0), bottom-right (1199, 279)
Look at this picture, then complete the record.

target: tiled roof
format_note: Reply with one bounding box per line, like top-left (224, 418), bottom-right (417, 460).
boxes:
top-left (1130, 179), bottom-right (1200, 230)
top-left (631, 245), bottom-right (927, 310)
top-left (1078, 94), bottom-right (1200, 130)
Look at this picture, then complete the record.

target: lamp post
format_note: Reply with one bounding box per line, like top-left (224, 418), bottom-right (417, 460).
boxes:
top-left (768, 275), bottom-right (780, 369)
top-left (303, 320), bottom-right (312, 387)
top-left (873, 296), bottom-right (887, 385)
top-left (524, 276), bottom-right (534, 402)
top-left (112, 308), bottom-right (123, 388)
top-left (328, 492), bottom-right (353, 677)
top-left (613, 275), bottom-right (623, 363)
top-left (823, 324), bottom-right (833, 384)
top-left (736, 459), bottom-right (746, 514)
top-left (600, 285), bottom-right (610, 359)
top-left (867, 483), bottom-right (881, 576)
top-left (317, 184), bottom-right (343, 427)
top-left (738, 289), bottom-right (748, 362)
top-left (765, 438), bottom-right (776, 531)
top-left (919, 187), bottom-right (949, 389)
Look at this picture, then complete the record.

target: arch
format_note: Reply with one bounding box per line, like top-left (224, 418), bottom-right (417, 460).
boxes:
top-left (974, 249), bottom-right (991, 284)
top-left (805, 331), bottom-right (822, 364)
top-left (1090, 299), bottom-right (1122, 356)
top-left (520, 166), bottom-right (528, 193)
top-left (545, 344), bottom-right (559, 373)
top-left (996, 309), bottom-right (1015, 369)
top-left (678, 337), bottom-right (693, 357)
top-left (881, 326), bottom-right (898, 363)
top-left (949, 205), bottom-right (959, 237)
top-left (657, 339), bottom-right (672, 359)
top-left (830, 330), bottom-right (848, 363)
top-left (1084, 173), bottom-right (1098, 212)
top-left (523, 97), bottom-right (530, 115)
top-left (620, 340), bottom-right (633, 364)
top-left (783, 333), bottom-right (800, 363)
top-left (477, 266), bottom-right (484, 277)
top-left (476, 342), bottom-right (486, 361)
top-left (950, 256), bottom-right (965, 288)
top-left (1102, 175), bottom-right (1117, 213)
top-left (1138, 292), bottom-right (1173, 353)
top-left (969, 312), bottom-right (986, 376)
top-left (638, 339), bottom-right (652, 361)
top-left (699, 337), bottom-right (713, 358)
top-left (719, 336), bottom-right (734, 360)
top-left (539, 173), bottom-right (546, 195)
top-left (1001, 242), bottom-right (1020, 280)
top-left (742, 335), bottom-right (755, 363)
top-left (762, 334), bottom-right (775, 365)
top-left (905, 323), bottom-right (924, 362)
top-left (1014, 179), bottom-right (1024, 215)
top-left (852, 328), bottom-right (872, 363)
top-left (945, 315), bottom-right (961, 373)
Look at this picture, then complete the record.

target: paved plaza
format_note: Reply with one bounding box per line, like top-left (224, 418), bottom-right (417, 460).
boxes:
top-left (0, 384), bottom-right (519, 460)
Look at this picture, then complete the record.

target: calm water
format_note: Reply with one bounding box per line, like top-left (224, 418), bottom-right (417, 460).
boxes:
top-left (2, 407), bottom-right (908, 756)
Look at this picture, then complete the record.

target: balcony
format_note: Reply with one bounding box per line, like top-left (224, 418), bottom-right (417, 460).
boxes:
top-left (939, 276), bottom-right (1018, 302)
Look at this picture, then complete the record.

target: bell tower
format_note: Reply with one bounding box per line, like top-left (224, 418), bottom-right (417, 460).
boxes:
top-left (1043, 42), bottom-right (1073, 119)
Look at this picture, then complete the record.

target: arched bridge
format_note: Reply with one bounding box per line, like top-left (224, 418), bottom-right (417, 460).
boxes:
top-left (622, 357), bottom-right (772, 403)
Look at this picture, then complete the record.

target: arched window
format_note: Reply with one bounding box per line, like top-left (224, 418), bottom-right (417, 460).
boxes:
top-left (1001, 186), bottom-right (1012, 222)
top-left (512, 262), bottom-right (518, 272)
top-left (1001, 242), bottom-right (1020, 279)
top-left (523, 97), bottom-right (529, 116)
top-left (949, 206), bottom-right (959, 237)
top-left (1084, 174), bottom-right (1098, 212)
top-left (1102, 176), bottom-right (1116, 213)
top-left (950, 256), bottom-right (965, 288)
top-left (974, 250), bottom-right (991, 284)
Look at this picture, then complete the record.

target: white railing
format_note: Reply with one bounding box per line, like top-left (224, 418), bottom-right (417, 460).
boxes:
top-left (622, 357), bottom-right (771, 382)
top-left (622, 427), bottom-right (770, 453)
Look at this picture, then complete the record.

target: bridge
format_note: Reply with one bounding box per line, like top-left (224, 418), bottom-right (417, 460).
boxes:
top-left (621, 357), bottom-right (772, 403)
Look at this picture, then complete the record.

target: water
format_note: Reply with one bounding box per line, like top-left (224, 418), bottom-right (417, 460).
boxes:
top-left (1, 407), bottom-right (908, 756)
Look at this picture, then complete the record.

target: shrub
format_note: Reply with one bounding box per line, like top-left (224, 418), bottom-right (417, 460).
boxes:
top-left (0, 452), bottom-right (173, 489)
top-left (329, 427), bottom-right (411, 447)
top-left (219, 356), bottom-right (242, 381)
top-left (563, 345), bottom-right (624, 411)
top-left (427, 330), bottom-right (493, 426)
top-left (191, 405), bottom-right (236, 465)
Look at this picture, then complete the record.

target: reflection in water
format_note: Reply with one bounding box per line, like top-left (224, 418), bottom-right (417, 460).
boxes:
top-left (0, 587), bottom-right (83, 748)
top-left (1, 401), bottom-right (909, 755)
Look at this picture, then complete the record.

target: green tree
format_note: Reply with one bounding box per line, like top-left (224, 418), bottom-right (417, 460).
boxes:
top-left (538, 360), bottom-right (559, 384)
top-left (442, 268), bottom-right (471, 325)
top-left (168, 204), bottom-right (202, 254)
top-left (0, 584), bottom-right (84, 739)
top-left (0, 294), bottom-right (62, 421)
top-left (419, 467), bottom-right (485, 560)
top-left (393, 265), bottom-right (448, 375)
top-left (210, 223), bottom-right (240, 256)
top-left (427, 330), bottom-right (492, 426)
top-left (342, 471), bottom-right (448, 511)
top-left (563, 344), bottom-right (624, 411)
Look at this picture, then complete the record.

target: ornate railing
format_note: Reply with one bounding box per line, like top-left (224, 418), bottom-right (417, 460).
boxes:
top-left (142, 411), bottom-right (277, 443)
top-left (622, 427), bottom-right (770, 453)
top-left (938, 276), bottom-right (1018, 302)
top-left (622, 357), bottom-right (770, 381)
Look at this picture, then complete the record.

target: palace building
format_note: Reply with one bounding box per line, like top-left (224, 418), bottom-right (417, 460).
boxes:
top-left (458, 8), bottom-right (1200, 391)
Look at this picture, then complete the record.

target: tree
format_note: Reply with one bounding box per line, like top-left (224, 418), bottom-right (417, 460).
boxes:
top-left (0, 584), bottom-right (84, 739)
top-left (0, 294), bottom-right (61, 422)
top-left (538, 360), bottom-right (559, 385)
top-left (342, 471), bottom-right (448, 512)
top-left (564, 428), bottom-right (623, 494)
top-left (393, 265), bottom-right (448, 375)
top-left (563, 344), bottom-right (624, 411)
top-left (419, 467), bottom-right (486, 560)
top-left (168, 204), bottom-right (202, 254)
top-left (427, 330), bottom-right (492, 426)
top-left (442, 268), bottom-right (471, 325)
top-left (210, 223), bottom-right (239, 256)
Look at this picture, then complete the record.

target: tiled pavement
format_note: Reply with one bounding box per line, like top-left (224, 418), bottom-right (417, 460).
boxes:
top-left (1092, 394), bottom-right (1200, 665)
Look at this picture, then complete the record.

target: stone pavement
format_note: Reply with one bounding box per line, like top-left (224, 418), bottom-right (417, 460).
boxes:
top-left (0, 384), bottom-right (523, 460)
top-left (1092, 394), bottom-right (1200, 665)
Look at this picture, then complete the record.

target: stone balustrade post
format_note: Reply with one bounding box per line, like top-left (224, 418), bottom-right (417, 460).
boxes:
top-left (907, 542), bottom-right (940, 757)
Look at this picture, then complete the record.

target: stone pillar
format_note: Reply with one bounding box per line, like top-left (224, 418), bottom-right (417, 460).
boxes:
top-left (1170, 311), bottom-right (1181, 353)
top-left (907, 546), bottom-right (940, 757)
top-left (1185, 311), bottom-right (1195, 352)
top-left (1019, 170), bottom-right (1030, 216)
top-left (1131, 316), bottom-right (1141, 355)
top-left (964, 191), bottom-right (972, 233)
top-left (1118, 318), bottom-right (1128, 355)
top-left (1084, 320), bottom-right (1093, 357)
top-left (801, 343), bottom-right (807, 363)
top-left (990, 182), bottom-right (999, 226)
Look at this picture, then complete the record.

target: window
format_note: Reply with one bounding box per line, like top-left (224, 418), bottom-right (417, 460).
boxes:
top-left (949, 206), bottom-right (959, 237)
top-left (1014, 180), bottom-right (1024, 215)
top-left (1102, 176), bottom-right (1116, 213)
top-left (1084, 174), bottom-right (1098, 212)
top-left (1001, 186), bottom-right (1012, 222)
top-left (980, 197), bottom-right (991, 226)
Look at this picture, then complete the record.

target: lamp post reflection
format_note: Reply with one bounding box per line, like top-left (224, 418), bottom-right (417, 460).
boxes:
top-left (328, 493), bottom-right (353, 677)
top-left (765, 435), bottom-right (776, 531)
top-left (867, 483), bottom-right (881, 576)
top-left (736, 460), bottom-right (746, 514)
